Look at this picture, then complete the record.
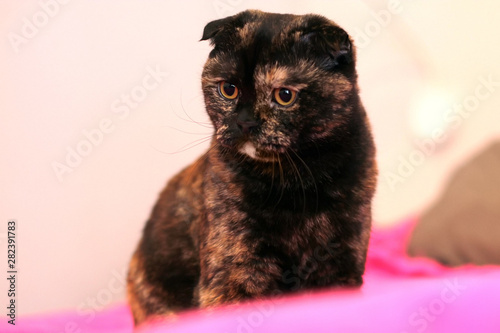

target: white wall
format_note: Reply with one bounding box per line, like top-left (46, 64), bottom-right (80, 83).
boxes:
top-left (1, 0), bottom-right (499, 316)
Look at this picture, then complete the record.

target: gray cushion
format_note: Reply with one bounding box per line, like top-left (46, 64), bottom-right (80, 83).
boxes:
top-left (407, 141), bottom-right (500, 266)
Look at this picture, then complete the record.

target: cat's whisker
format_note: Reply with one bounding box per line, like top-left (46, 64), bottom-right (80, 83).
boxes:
top-left (188, 140), bottom-right (218, 171)
top-left (233, 147), bottom-right (247, 167)
top-left (169, 101), bottom-right (212, 128)
top-left (313, 141), bottom-right (321, 159)
top-left (284, 153), bottom-right (297, 211)
top-left (270, 153), bottom-right (278, 194)
top-left (175, 136), bottom-right (214, 153)
top-left (285, 151), bottom-right (307, 215)
top-left (291, 149), bottom-right (319, 214)
top-left (156, 125), bottom-right (212, 136)
top-left (174, 96), bottom-right (213, 129)
top-left (150, 136), bottom-right (213, 155)
top-left (263, 152), bottom-right (277, 206)
top-left (273, 154), bottom-right (285, 211)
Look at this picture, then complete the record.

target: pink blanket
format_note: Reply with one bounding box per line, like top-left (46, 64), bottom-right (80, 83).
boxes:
top-left (4, 218), bottom-right (500, 332)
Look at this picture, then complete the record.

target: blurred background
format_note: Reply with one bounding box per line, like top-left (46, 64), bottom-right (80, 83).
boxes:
top-left (1, 0), bottom-right (499, 317)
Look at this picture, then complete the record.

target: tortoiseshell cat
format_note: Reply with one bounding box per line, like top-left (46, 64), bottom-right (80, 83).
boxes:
top-left (127, 10), bottom-right (377, 325)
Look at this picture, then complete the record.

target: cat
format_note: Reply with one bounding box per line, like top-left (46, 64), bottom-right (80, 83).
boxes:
top-left (127, 9), bottom-right (377, 325)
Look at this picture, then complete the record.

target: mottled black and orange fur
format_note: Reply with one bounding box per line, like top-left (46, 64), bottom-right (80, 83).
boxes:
top-left (127, 10), bottom-right (377, 325)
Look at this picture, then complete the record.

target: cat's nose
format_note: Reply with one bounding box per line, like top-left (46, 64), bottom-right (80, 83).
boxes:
top-left (237, 119), bottom-right (259, 134)
top-left (236, 108), bottom-right (259, 134)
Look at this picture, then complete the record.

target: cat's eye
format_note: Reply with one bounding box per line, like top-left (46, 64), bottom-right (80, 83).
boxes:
top-left (218, 81), bottom-right (239, 100)
top-left (273, 88), bottom-right (297, 107)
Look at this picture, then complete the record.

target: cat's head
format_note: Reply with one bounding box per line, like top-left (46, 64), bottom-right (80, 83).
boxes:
top-left (201, 10), bottom-right (361, 162)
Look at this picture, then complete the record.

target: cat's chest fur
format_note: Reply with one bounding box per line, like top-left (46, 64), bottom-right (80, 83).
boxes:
top-left (196, 139), bottom-right (368, 277)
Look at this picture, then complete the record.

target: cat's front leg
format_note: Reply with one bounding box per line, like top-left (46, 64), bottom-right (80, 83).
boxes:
top-left (198, 259), bottom-right (281, 307)
top-left (197, 220), bottom-right (281, 307)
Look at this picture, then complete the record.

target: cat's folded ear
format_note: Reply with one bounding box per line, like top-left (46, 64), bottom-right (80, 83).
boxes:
top-left (200, 10), bottom-right (260, 46)
top-left (299, 19), bottom-right (355, 69)
top-left (200, 17), bottom-right (233, 42)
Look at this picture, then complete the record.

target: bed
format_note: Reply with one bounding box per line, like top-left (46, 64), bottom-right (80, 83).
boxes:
top-left (5, 218), bottom-right (500, 333)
